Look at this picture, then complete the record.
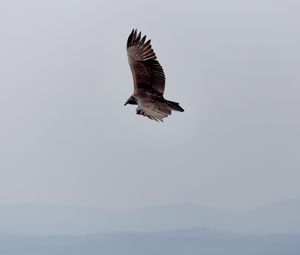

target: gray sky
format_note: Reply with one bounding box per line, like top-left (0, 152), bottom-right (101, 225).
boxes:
top-left (0, 0), bottom-right (299, 211)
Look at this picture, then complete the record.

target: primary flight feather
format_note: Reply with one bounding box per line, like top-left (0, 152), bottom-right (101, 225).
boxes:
top-left (124, 29), bottom-right (184, 122)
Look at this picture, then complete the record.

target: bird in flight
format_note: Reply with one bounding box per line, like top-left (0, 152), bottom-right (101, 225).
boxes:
top-left (125, 29), bottom-right (184, 122)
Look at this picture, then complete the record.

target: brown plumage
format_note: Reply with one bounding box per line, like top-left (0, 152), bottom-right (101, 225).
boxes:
top-left (124, 29), bottom-right (184, 122)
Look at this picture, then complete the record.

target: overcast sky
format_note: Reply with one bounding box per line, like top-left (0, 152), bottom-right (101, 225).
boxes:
top-left (0, 0), bottom-right (299, 211)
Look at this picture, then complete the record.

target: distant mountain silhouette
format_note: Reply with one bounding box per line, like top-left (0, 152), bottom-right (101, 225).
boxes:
top-left (0, 200), bottom-right (300, 236)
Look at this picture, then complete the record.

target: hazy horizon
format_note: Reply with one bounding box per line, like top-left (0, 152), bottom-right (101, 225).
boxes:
top-left (1, 197), bottom-right (300, 212)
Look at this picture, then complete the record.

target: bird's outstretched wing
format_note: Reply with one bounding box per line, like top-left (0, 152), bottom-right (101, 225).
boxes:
top-left (136, 95), bottom-right (172, 122)
top-left (127, 29), bottom-right (165, 96)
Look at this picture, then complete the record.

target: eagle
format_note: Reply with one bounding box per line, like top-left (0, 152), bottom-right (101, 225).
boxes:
top-left (124, 29), bottom-right (184, 122)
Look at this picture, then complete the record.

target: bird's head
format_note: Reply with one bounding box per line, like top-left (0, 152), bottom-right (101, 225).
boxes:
top-left (124, 96), bottom-right (137, 106)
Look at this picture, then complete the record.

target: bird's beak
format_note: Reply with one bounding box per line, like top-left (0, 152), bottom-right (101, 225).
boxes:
top-left (124, 101), bottom-right (128, 106)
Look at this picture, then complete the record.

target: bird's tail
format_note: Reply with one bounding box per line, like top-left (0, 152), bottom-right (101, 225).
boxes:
top-left (165, 100), bottom-right (184, 112)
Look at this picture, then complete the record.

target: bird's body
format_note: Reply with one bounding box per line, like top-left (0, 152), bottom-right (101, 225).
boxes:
top-left (125, 29), bottom-right (184, 122)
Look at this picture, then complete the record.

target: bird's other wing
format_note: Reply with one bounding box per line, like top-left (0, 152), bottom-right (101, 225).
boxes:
top-left (127, 29), bottom-right (165, 96)
top-left (136, 96), bottom-right (172, 122)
